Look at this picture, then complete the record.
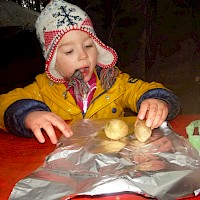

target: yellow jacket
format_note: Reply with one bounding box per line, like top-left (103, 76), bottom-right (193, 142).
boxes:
top-left (0, 68), bottom-right (179, 134)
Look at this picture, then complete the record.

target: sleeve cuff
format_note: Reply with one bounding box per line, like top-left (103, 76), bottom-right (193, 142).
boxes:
top-left (4, 99), bottom-right (51, 137)
top-left (136, 88), bottom-right (181, 120)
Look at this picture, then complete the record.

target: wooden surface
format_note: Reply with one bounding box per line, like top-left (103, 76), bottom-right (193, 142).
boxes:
top-left (0, 115), bottom-right (200, 200)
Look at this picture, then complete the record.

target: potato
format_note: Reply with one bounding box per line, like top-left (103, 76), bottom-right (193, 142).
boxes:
top-left (104, 119), bottom-right (129, 140)
top-left (134, 120), bottom-right (152, 142)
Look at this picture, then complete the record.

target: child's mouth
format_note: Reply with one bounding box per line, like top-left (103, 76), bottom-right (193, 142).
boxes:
top-left (80, 67), bottom-right (89, 76)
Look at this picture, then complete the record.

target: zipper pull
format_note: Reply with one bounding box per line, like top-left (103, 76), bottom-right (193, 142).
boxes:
top-left (82, 93), bottom-right (88, 113)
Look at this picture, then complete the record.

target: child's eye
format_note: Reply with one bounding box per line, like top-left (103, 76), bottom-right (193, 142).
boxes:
top-left (85, 44), bottom-right (93, 48)
top-left (65, 50), bottom-right (73, 55)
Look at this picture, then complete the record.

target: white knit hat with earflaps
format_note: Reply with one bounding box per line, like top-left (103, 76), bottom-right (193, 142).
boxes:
top-left (35, 0), bottom-right (118, 83)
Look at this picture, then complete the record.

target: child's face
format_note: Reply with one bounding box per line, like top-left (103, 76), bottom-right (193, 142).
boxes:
top-left (55, 30), bottom-right (98, 83)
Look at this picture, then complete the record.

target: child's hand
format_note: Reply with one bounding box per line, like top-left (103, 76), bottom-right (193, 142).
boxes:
top-left (136, 98), bottom-right (169, 129)
top-left (25, 111), bottom-right (73, 144)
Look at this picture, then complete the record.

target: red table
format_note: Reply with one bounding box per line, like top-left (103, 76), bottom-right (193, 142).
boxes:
top-left (0, 115), bottom-right (200, 200)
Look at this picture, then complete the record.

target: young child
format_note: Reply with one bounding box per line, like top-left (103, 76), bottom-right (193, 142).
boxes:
top-left (0, 0), bottom-right (180, 144)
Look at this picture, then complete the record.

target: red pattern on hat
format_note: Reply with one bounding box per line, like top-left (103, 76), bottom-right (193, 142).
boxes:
top-left (44, 30), bottom-right (61, 50)
top-left (82, 18), bottom-right (93, 28)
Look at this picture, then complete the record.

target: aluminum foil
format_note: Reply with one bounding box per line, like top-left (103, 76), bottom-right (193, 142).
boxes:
top-left (9, 117), bottom-right (200, 200)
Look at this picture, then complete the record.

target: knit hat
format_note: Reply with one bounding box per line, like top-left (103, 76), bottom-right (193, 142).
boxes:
top-left (35, 0), bottom-right (118, 83)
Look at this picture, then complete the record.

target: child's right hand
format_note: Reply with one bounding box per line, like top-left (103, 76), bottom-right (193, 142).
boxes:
top-left (24, 111), bottom-right (73, 144)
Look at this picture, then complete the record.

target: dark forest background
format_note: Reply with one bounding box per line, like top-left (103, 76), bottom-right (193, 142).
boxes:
top-left (1, 0), bottom-right (200, 114)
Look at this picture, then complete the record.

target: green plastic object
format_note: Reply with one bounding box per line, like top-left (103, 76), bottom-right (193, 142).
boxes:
top-left (186, 120), bottom-right (200, 151)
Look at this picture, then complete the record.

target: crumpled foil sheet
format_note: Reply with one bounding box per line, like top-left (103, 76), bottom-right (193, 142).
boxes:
top-left (9, 117), bottom-right (200, 200)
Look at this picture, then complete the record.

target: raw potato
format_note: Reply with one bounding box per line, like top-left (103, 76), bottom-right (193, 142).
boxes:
top-left (104, 119), bottom-right (129, 140)
top-left (134, 120), bottom-right (152, 142)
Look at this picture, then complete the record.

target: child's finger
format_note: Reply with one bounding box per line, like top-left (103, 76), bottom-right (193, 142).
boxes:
top-left (145, 104), bottom-right (158, 128)
top-left (41, 122), bottom-right (58, 144)
top-left (50, 117), bottom-right (73, 138)
top-left (150, 109), bottom-right (163, 129)
top-left (32, 126), bottom-right (46, 143)
top-left (137, 101), bottom-right (150, 120)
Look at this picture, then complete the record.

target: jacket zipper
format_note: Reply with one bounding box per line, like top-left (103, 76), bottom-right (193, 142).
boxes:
top-left (83, 90), bottom-right (107, 118)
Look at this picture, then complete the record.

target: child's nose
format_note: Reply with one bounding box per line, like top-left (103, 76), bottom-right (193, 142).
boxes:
top-left (79, 49), bottom-right (88, 60)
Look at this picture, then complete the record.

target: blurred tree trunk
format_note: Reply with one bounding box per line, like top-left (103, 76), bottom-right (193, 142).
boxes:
top-left (17, 0), bottom-right (22, 6)
top-left (144, 0), bottom-right (157, 80)
top-left (28, 0), bottom-right (33, 9)
top-left (35, 0), bottom-right (41, 12)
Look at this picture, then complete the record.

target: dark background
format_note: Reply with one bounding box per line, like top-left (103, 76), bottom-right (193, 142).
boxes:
top-left (0, 0), bottom-right (200, 114)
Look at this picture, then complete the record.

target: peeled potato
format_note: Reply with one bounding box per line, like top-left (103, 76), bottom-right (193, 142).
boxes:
top-left (134, 120), bottom-right (152, 142)
top-left (104, 119), bottom-right (129, 140)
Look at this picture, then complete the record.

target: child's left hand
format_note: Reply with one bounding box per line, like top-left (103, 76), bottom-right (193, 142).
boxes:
top-left (136, 98), bottom-right (169, 129)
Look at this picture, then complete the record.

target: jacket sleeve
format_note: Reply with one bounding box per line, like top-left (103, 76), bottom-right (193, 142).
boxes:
top-left (118, 71), bottom-right (180, 120)
top-left (136, 88), bottom-right (180, 120)
top-left (4, 99), bottom-right (51, 137)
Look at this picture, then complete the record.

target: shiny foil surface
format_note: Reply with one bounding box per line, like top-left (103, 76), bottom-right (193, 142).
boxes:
top-left (9, 117), bottom-right (200, 200)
